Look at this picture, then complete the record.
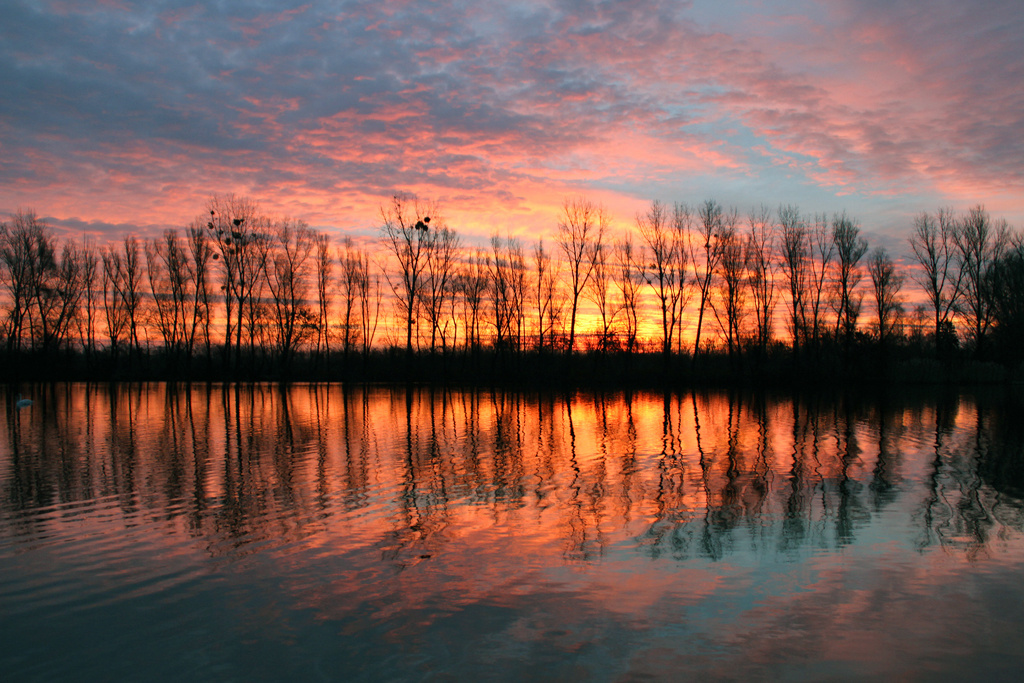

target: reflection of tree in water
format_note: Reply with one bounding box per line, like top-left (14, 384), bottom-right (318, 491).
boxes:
top-left (915, 392), bottom-right (960, 551)
top-left (378, 387), bottom-right (455, 569)
top-left (560, 391), bottom-right (611, 563)
top-left (641, 391), bottom-right (693, 559)
top-left (4, 385), bottom-right (1024, 565)
top-left (910, 391), bottom-right (1024, 558)
top-left (869, 395), bottom-right (904, 512)
top-left (978, 391), bottom-right (1024, 536)
top-left (490, 390), bottom-right (526, 510)
top-left (832, 396), bottom-right (870, 547)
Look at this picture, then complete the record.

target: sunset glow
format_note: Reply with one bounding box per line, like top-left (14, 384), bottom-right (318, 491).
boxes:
top-left (2, 0), bottom-right (1021, 248)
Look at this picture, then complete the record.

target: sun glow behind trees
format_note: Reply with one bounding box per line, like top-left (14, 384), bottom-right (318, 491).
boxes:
top-left (1, 194), bottom-right (1021, 376)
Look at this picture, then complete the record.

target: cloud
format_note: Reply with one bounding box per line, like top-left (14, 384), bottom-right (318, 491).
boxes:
top-left (1, 0), bottom-right (1022, 240)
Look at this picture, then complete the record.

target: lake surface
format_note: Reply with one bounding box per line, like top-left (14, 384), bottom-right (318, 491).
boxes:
top-left (2, 384), bottom-right (1024, 681)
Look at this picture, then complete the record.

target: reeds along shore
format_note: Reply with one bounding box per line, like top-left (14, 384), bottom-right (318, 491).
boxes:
top-left (1, 196), bottom-right (1023, 385)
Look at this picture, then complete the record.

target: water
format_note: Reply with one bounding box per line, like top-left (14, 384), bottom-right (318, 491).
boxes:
top-left (2, 384), bottom-right (1023, 681)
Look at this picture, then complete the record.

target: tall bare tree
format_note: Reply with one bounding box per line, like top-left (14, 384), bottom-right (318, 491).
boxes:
top-left (357, 256), bottom-right (381, 361)
top-left (78, 238), bottom-right (99, 357)
top-left (614, 235), bottom-right (641, 354)
top-left (691, 200), bottom-right (728, 357)
top-left (264, 218), bottom-right (315, 368)
top-left (120, 236), bottom-right (144, 357)
top-left (421, 224), bottom-right (461, 353)
top-left (636, 200), bottom-right (688, 360)
top-left (868, 247), bottom-right (904, 346)
top-left (101, 247), bottom-right (130, 358)
top-left (206, 194), bottom-right (266, 369)
top-left (186, 223), bottom-right (213, 364)
top-left (586, 238), bottom-right (619, 352)
top-left (908, 208), bottom-right (962, 349)
top-left (489, 235), bottom-right (526, 352)
top-left (746, 205), bottom-right (777, 356)
top-left (831, 213), bottom-right (867, 344)
top-left (145, 230), bottom-right (191, 359)
top-left (953, 205), bottom-right (1011, 354)
top-left (338, 237), bottom-right (365, 362)
top-left (532, 241), bottom-right (561, 352)
top-left (777, 205), bottom-right (808, 356)
top-left (145, 236), bottom-right (174, 352)
top-left (29, 240), bottom-right (84, 353)
top-left (556, 196), bottom-right (606, 353)
top-left (314, 233), bottom-right (333, 364)
top-left (460, 249), bottom-right (490, 353)
top-left (712, 210), bottom-right (746, 361)
top-left (807, 214), bottom-right (835, 350)
top-left (0, 210), bottom-right (48, 351)
top-left (379, 194), bottom-right (439, 362)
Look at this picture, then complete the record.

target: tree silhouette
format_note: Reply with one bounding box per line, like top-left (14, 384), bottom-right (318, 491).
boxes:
top-left (557, 196), bottom-right (606, 354)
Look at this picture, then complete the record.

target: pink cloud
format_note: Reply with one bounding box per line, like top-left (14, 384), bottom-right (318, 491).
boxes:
top-left (3, 0), bottom-right (1021, 244)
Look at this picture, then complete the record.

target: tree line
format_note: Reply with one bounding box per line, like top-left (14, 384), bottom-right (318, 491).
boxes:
top-left (1, 193), bottom-right (1021, 383)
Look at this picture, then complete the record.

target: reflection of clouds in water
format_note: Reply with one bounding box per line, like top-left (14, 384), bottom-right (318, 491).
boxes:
top-left (2, 385), bottom-right (1023, 561)
top-left (3, 385), bottom-right (1024, 680)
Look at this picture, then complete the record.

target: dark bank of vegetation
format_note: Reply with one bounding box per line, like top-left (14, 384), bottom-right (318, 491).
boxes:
top-left (1, 194), bottom-right (1022, 387)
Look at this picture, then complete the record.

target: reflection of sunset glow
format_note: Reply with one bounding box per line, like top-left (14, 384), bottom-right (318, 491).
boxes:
top-left (3, 386), bottom-right (1024, 678)
top-left (2, 385), bottom-right (1019, 562)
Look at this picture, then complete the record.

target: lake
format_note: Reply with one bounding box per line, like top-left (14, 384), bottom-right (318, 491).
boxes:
top-left (2, 383), bottom-right (1024, 681)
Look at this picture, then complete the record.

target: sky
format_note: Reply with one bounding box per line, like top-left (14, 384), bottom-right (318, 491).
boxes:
top-left (2, 0), bottom-right (1022, 255)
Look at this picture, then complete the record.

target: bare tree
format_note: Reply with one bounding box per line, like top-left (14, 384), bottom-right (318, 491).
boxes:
top-left (691, 200), bottom-right (727, 357)
top-left (586, 238), bottom-right (619, 352)
top-left (953, 205), bottom-right (1011, 354)
top-left (120, 236), bottom-right (144, 357)
top-left (78, 238), bottom-right (99, 357)
top-left (357, 256), bottom-right (381, 360)
top-left (379, 194), bottom-right (439, 362)
top-left (777, 205), bottom-right (808, 356)
top-left (421, 224), bottom-right (461, 353)
top-left (243, 226), bottom-right (272, 364)
top-left (532, 241), bottom-right (562, 352)
top-left (338, 237), bottom-right (364, 362)
top-left (27, 239), bottom-right (84, 353)
top-left (206, 194), bottom-right (266, 369)
top-left (868, 247), bottom-right (904, 346)
top-left (338, 238), bottom-right (376, 367)
top-left (145, 230), bottom-right (191, 359)
top-left (636, 200), bottom-right (688, 360)
top-left (807, 214), bottom-right (835, 350)
top-left (186, 223), bottom-right (213, 364)
top-left (162, 231), bottom-right (192, 356)
top-left (556, 196), bottom-right (606, 353)
top-left (101, 247), bottom-right (130, 358)
top-left (264, 218), bottom-right (315, 368)
top-left (712, 210), bottom-right (746, 361)
top-left (746, 205), bottom-right (777, 356)
top-left (460, 249), bottom-right (490, 353)
top-left (507, 239), bottom-right (527, 352)
top-left (987, 234), bottom-right (1024, 357)
top-left (489, 234), bottom-right (525, 353)
top-left (614, 235), bottom-right (641, 354)
top-left (314, 233), bottom-right (333, 364)
top-left (145, 236), bottom-right (174, 352)
top-left (0, 210), bottom-right (48, 351)
top-left (831, 213), bottom-right (868, 344)
top-left (908, 208), bottom-right (962, 349)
